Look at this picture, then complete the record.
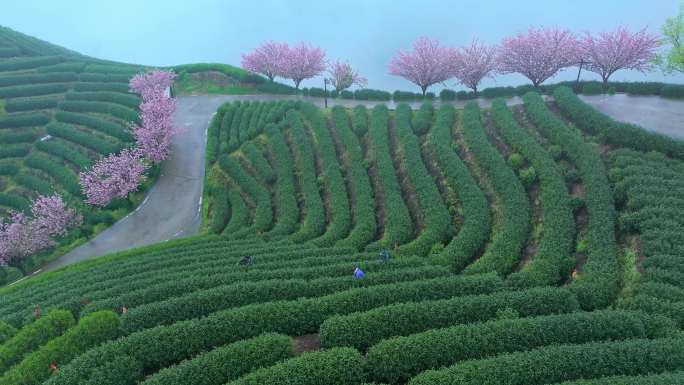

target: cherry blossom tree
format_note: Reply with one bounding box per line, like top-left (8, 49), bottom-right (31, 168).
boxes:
top-left (131, 95), bottom-right (178, 163)
top-left (0, 195), bottom-right (81, 265)
top-left (498, 27), bottom-right (580, 87)
top-left (452, 40), bottom-right (499, 94)
top-left (129, 70), bottom-right (176, 101)
top-left (389, 37), bottom-right (457, 95)
top-left (280, 42), bottom-right (326, 89)
top-left (241, 41), bottom-right (289, 81)
top-left (79, 148), bottom-right (148, 207)
top-left (328, 61), bottom-right (367, 91)
top-left (581, 27), bottom-right (660, 89)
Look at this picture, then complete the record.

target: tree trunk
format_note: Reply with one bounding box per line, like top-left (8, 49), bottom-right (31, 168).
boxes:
top-left (294, 79), bottom-right (301, 90)
top-left (602, 77), bottom-right (609, 92)
top-left (421, 85), bottom-right (427, 96)
top-left (473, 85), bottom-right (478, 96)
top-left (268, 74), bottom-right (275, 82)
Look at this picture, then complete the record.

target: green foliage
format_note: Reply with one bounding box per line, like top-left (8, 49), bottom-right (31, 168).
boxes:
top-left (73, 82), bottom-right (130, 93)
top-left (4, 97), bottom-right (59, 112)
top-left (351, 105), bottom-right (369, 136)
top-left (439, 89), bottom-right (456, 101)
top-left (226, 348), bottom-right (364, 385)
top-left (55, 111), bottom-right (133, 142)
top-left (262, 123), bottom-right (299, 237)
top-left (411, 102), bottom-right (433, 135)
top-left (426, 105), bottom-right (491, 271)
top-left (0, 130), bottom-right (39, 144)
top-left (140, 334), bottom-right (294, 385)
top-left (508, 153), bottom-right (524, 169)
top-left (365, 310), bottom-right (675, 384)
top-left (0, 143), bottom-right (30, 159)
top-left (0, 112), bottom-right (50, 128)
top-left (354, 89), bottom-right (391, 101)
top-left (46, 122), bottom-right (121, 155)
top-left (0, 83), bottom-right (69, 98)
top-left (78, 73), bottom-right (133, 83)
top-left (461, 102), bottom-right (530, 276)
top-left (581, 82), bottom-right (604, 95)
top-left (35, 138), bottom-right (92, 168)
top-left (523, 91), bottom-right (619, 310)
top-left (319, 286), bottom-right (578, 350)
top-left (519, 166), bottom-right (537, 188)
top-left (0, 192), bottom-right (30, 211)
top-left (24, 153), bottom-right (81, 195)
top-left (240, 142), bottom-right (275, 183)
top-left (59, 100), bottom-right (140, 123)
top-left (408, 337), bottom-right (684, 385)
top-left (65, 91), bottom-right (141, 109)
top-left (0, 310), bottom-right (121, 385)
top-left (0, 72), bottom-right (77, 87)
top-left (0, 56), bottom-right (63, 72)
top-left (0, 321), bottom-right (16, 344)
top-left (0, 309), bottom-right (74, 373)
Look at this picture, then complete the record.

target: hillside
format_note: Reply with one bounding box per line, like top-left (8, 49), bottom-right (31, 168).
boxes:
top-left (0, 26), bottom-right (150, 274)
top-left (2, 26), bottom-right (684, 385)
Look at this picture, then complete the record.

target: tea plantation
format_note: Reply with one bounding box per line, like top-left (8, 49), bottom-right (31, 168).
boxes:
top-left (2, 26), bottom-right (684, 385)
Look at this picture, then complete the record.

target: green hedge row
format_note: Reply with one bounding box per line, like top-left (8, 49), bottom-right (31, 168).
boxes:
top-left (0, 55), bottom-right (63, 72)
top-left (222, 189), bottom-right (249, 235)
top-left (46, 122), bottom-right (120, 155)
top-left (64, 91), bottom-right (141, 109)
top-left (366, 310), bottom-right (676, 384)
top-left (0, 130), bottom-right (38, 144)
top-left (72, 82), bottom-right (130, 93)
top-left (0, 321), bottom-right (16, 344)
top-left (333, 106), bottom-right (376, 250)
top-left (554, 86), bottom-right (684, 159)
top-left (262, 123), bottom-right (299, 237)
top-left (285, 109), bottom-right (326, 242)
top-left (619, 294), bottom-right (684, 328)
top-left (408, 337), bottom-right (684, 385)
top-left (0, 112), bottom-right (50, 128)
top-left (523, 92), bottom-right (619, 310)
top-left (207, 182), bottom-right (229, 234)
top-left (35, 62), bottom-right (86, 73)
top-left (82, 63), bottom-right (143, 74)
top-left (0, 311), bottom-right (120, 385)
top-left (24, 153), bottom-right (81, 195)
top-left (55, 110), bottom-right (132, 142)
top-left (240, 142), bottom-right (275, 183)
top-left (0, 47), bottom-right (19, 58)
top-left (0, 309), bottom-right (74, 373)
top-left (78, 72), bottom-right (133, 83)
top-left (394, 103), bottom-right (452, 256)
top-left (354, 88), bottom-right (392, 101)
top-left (0, 161), bottom-right (19, 176)
top-left (35, 138), bottom-right (92, 168)
top-left (4, 97), bottom-right (59, 112)
top-left (226, 348), bottom-right (364, 385)
top-left (411, 102), bottom-right (433, 135)
top-left (237, 102), bottom-right (255, 146)
top-left (218, 154), bottom-right (273, 236)
top-left (351, 105), bottom-right (369, 136)
top-left (461, 102), bottom-right (530, 275)
top-left (0, 83), bottom-right (69, 98)
top-left (216, 102), bottom-right (235, 155)
top-left (13, 172), bottom-right (54, 196)
top-left (426, 105), bottom-right (491, 271)
top-left (555, 371), bottom-right (684, 385)
top-left (205, 102), bottom-right (226, 165)
top-left (320, 286), bottom-right (578, 350)
top-left (302, 103), bottom-right (352, 246)
top-left (490, 99), bottom-right (575, 287)
top-left (0, 143), bottom-right (29, 158)
top-left (0, 72), bottom-right (77, 87)
top-left (45, 274), bottom-right (502, 385)
top-left (227, 101), bottom-right (246, 152)
top-left (140, 333), bottom-right (294, 385)
top-left (0, 192), bottom-right (30, 211)
top-left (120, 260), bottom-right (445, 333)
top-left (366, 104), bottom-right (414, 248)
top-left (58, 100), bottom-right (139, 123)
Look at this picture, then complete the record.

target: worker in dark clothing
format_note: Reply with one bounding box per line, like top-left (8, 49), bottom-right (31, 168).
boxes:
top-left (380, 249), bottom-right (391, 263)
top-left (239, 255), bottom-right (253, 267)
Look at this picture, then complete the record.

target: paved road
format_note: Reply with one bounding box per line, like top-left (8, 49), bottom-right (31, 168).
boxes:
top-left (38, 93), bottom-right (684, 273)
top-left (41, 95), bottom-right (230, 272)
top-left (580, 94), bottom-right (684, 139)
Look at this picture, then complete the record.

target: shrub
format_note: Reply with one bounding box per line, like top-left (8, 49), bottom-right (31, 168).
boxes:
top-left (0, 130), bottom-right (39, 144)
top-left (4, 97), bottom-right (59, 112)
top-left (354, 88), bottom-right (391, 101)
top-left (65, 91), bottom-right (141, 109)
top-left (35, 138), bottom-right (92, 168)
top-left (0, 72), bottom-right (77, 87)
top-left (581, 82), bottom-right (604, 95)
top-left (35, 62), bottom-right (86, 73)
top-left (24, 153), bottom-right (81, 195)
top-left (554, 371), bottom-right (684, 385)
top-left (411, 102), bottom-right (433, 135)
top-left (46, 122), bottom-right (121, 155)
top-left (0, 56), bottom-right (63, 72)
top-left (73, 82), bottom-right (130, 93)
top-left (0, 112), bottom-right (50, 128)
top-left (351, 105), bottom-right (369, 136)
top-left (55, 111), bottom-right (133, 142)
top-left (0, 266), bottom-right (23, 287)
top-left (408, 337), bottom-right (684, 385)
top-left (0, 192), bottom-right (31, 211)
top-left (140, 334), bottom-right (294, 385)
top-left (440, 89), bottom-right (456, 101)
top-left (519, 166), bottom-right (537, 188)
top-left (0, 309), bottom-right (75, 373)
top-left (661, 84), bottom-right (684, 99)
top-left (340, 90), bottom-right (354, 99)
top-left (0, 83), bottom-right (69, 98)
top-left (0, 161), bottom-right (19, 175)
top-left (226, 348), bottom-right (364, 385)
top-left (13, 172), bottom-right (54, 195)
top-left (508, 153), bottom-right (524, 169)
top-left (0, 143), bottom-right (30, 158)
top-left (78, 73), bottom-right (133, 83)
top-left (261, 124), bottom-right (298, 237)
top-left (0, 311), bottom-right (121, 385)
top-left (0, 320), bottom-right (17, 344)
top-left (319, 287), bottom-right (578, 350)
top-left (58, 100), bottom-right (139, 123)
top-left (365, 310), bottom-right (675, 384)
top-left (393, 90), bottom-right (423, 101)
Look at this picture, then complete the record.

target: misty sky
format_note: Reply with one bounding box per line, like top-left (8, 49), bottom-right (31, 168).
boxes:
top-left (1, 0), bottom-right (683, 91)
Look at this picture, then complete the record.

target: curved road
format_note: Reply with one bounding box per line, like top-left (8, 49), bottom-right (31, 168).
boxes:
top-left (38, 93), bottom-right (684, 273)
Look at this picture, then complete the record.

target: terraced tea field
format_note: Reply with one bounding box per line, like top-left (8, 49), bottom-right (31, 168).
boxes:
top-left (2, 24), bottom-right (684, 385)
top-left (0, 26), bottom-right (150, 272)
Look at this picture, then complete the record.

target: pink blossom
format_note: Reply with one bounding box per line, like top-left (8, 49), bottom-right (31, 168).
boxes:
top-left (0, 195), bottom-right (80, 265)
top-left (129, 70), bottom-right (176, 101)
top-left (131, 95), bottom-right (178, 163)
top-left (581, 26), bottom-right (660, 87)
top-left (280, 42), bottom-right (326, 89)
top-left (241, 41), bottom-right (289, 81)
top-left (452, 40), bottom-right (499, 94)
top-left (328, 61), bottom-right (367, 91)
top-left (79, 148), bottom-right (148, 207)
top-left (389, 37), bottom-right (457, 95)
top-left (498, 27), bottom-right (580, 87)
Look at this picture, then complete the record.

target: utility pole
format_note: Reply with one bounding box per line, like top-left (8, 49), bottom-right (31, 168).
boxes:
top-left (323, 78), bottom-right (328, 108)
top-left (575, 59), bottom-right (585, 92)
